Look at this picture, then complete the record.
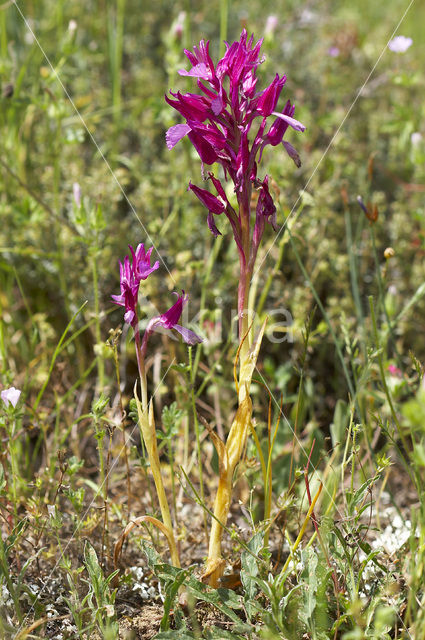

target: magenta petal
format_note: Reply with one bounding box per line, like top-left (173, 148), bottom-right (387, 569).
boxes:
top-left (257, 74), bottom-right (286, 117)
top-left (160, 294), bottom-right (186, 329)
top-left (189, 182), bottom-right (225, 214)
top-left (173, 324), bottom-right (203, 345)
top-left (208, 173), bottom-right (227, 201)
top-left (111, 294), bottom-right (125, 305)
top-left (271, 111), bottom-right (306, 132)
top-left (166, 123), bottom-right (192, 149)
top-left (187, 130), bottom-right (219, 164)
top-left (178, 62), bottom-right (210, 78)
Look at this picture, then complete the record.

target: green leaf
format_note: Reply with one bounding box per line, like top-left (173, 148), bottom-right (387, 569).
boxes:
top-left (0, 465), bottom-right (5, 493)
top-left (155, 632), bottom-right (195, 640)
top-left (330, 399), bottom-right (348, 448)
top-left (170, 363), bottom-right (191, 373)
top-left (186, 577), bottom-right (250, 633)
top-left (241, 530), bottom-right (263, 619)
top-left (204, 629), bottom-right (247, 639)
top-left (160, 568), bottom-right (190, 631)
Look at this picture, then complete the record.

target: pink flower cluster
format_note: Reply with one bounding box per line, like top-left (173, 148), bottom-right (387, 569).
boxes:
top-left (166, 29), bottom-right (305, 269)
top-left (112, 244), bottom-right (201, 349)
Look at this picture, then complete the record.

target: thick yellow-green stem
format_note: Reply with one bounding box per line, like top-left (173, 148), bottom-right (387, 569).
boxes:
top-left (204, 321), bottom-right (266, 586)
top-left (134, 384), bottom-right (180, 568)
top-left (204, 394), bottom-right (252, 586)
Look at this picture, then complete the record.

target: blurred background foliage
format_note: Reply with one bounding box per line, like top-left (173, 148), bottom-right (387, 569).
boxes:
top-left (0, 0), bottom-right (424, 449)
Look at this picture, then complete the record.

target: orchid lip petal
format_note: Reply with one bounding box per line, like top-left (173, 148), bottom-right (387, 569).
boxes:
top-left (211, 95), bottom-right (223, 115)
top-left (111, 294), bottom-right (125, 305)
top-left (124, 310), bottom-right (135, 325)
top-left (178, 62), bottom-right (210, 78)
top-left (166, 123), bottom-right (192, 149)
top-left (271, 111), bottom-right (306, 132)
top-left (173, 324), bottom-right (203, 345)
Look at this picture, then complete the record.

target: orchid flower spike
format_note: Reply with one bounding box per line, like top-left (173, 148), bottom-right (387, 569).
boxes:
top-left (166, 29), bottom-right (305, 257)
top-left (111, 243), bottom-right (159, 325)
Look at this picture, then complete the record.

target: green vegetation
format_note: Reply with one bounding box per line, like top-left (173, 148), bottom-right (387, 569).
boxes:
top-left (1, 0), bottom-right (425, 638)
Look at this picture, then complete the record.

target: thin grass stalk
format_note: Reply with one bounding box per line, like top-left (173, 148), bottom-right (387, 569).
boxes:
top-left (303, 464), bottom-right (341, 630)
top-left (107, 0), bottom-right (126, 126)
top-left (193, 235), bottom-right (223, 379)
top-left (369, 225), bottom-right (402, 367)
top-left (219, 0), bottom-right (228, 56)
top-left (166, 438), bottom-right (177, 525)
top-left (288, 228), bottom-right (355, 398)
top-left (109, 334), bottom-right (131, 516)
top-left (4, 416), bottom-right (18, 517)
top-left (264, 396), bottom-right (282, 549)
top-left (344, 207), bottom-right (365, 358)
top-left (368, 296), bottom-right (417, 488)
top-left (280, 482), bottom-right (323, 575)
top-left (188, 347), bottom-right (209, 548)
top-left (341, 406), bottom-right (354, 515)
top-left (249, 422), bottom-right (267, 494)
top-left (33, 301), bottom-right (88, 412)
top-left (92, 407), bottom-right (109, 565)
top-left (91, 232), bottom-right (105, 392)
top-left (101, 424), bottom-right (115, 568)
top-left (256, 238), bottom-right (286, 318)
top-left (181, 467), bottom-right (264, 566)
top-left (289, 368), bottom-right (303, 489)
top-left (0, 10), bottom-right (7, 60)
top-left (52, 113), bottom-right (85, 378)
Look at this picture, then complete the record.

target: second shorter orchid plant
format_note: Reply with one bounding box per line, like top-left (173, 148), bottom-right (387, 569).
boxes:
top-left (112, 243), bottom-right (201, 567)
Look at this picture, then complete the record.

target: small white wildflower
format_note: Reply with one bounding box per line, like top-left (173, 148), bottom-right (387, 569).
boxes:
top-left (72, 182), bottom-right (81, 207)
top-left (173, 11), bottom-right (185, 38)
top-left (131, 566), bottom-right (144, 581)
top-left (299, 8), bottom-right (317, 25)
top-left (47, 504), bottom-right (56, 518)
top-left (1, 387), bottom-right (21, 408)
top-left (24, 32), bottom-right (35, 45)
top-left (265, 15), bottom-right (278, 37)
top-left (388, 36), bottom-right (412, 53)
top-left (411, 132), bottom-right (423, 146)
top-left (147, 585), bottom-right (157, 598)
